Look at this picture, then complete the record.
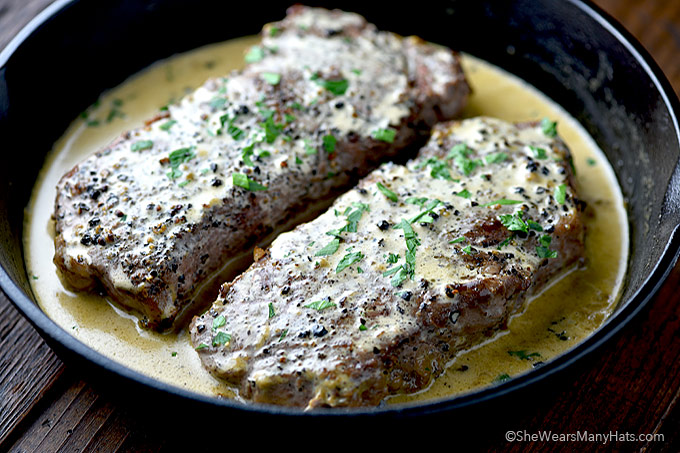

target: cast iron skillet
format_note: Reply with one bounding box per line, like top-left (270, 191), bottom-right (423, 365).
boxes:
top-left (1, 0), bottom-right (679, 424)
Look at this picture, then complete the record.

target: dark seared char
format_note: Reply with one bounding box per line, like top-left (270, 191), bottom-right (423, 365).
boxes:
top-left (52, 6), bottom-right (470, 330)
top-left (190, 117), bottom-right (586, 408)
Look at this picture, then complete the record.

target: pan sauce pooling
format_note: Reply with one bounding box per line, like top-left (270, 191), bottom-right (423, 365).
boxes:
top-left (24, 37), bottom-right (628, 403)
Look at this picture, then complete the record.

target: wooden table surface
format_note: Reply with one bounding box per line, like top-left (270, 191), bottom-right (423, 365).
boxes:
top-left (1, 0), bottom-right (680, 451)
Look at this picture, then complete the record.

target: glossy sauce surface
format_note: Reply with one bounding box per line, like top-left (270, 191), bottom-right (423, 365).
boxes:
top-left (23, 37), bottom-right (628, 403)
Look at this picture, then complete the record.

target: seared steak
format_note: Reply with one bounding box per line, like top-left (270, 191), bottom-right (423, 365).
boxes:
top-left (190, 117), bottom-right (586, 408)
top-left (53, 6), bottom-right (470, 330)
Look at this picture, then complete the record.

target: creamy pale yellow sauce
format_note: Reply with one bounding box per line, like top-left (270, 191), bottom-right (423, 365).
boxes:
top-left (23, 37), bottom-right (628, 403)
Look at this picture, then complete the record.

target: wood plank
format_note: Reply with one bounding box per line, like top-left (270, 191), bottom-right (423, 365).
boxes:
top-left (0, 296), bottom-right (64, 445)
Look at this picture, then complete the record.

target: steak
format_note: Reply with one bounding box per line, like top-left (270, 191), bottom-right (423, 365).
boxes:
top-left (52, 6), bottom-right (470, 330)
top-left (190, 117), bottom-right (586, 408)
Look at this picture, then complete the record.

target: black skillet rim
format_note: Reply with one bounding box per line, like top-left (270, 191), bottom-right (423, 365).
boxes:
top-left (1, 0), bottom-right (679, 418)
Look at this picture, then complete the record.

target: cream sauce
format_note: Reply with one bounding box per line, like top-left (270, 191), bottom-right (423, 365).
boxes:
top-left (23, 37), bottom-right (628, 402)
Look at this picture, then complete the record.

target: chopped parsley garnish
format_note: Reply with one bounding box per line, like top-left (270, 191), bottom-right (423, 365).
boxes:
top-left (384, 219), bottom-right (420, 287)
top-left (449, 236), bottom-right (466, 244)
top-left (268, 302), bottom-right (276, 319)
top-left (269, 26), bottom-right (281, 37)
top-left (261, 115), bottom-right (284, 143)
top-left (261, 72), bottom-right (281, 85)
top-left (409, 199), bottom-right (442, 224)
top-left (220, 115), bottom-right (245, 141)
top-left (508, 350), bottom-right (541, 361)
top-left (167, 146), bottom-right (196, 179)
top-left (241, 144), bottom-right (255, 166)
top-left (376, 182), bottom-right (398, 202)
top-left (527, 219), bottom-right (543, 231)
top-left (448, 143), bottom-right (483, 176)
top-left (536, 235), bottom-right (558, 259)
top-left (484, 152), bottom-right (508, 164)
top-left (586, 157), bottom-right (597, 166)
top-left (324, 202), bottom-right (370, 244)
top-left (212, 331), bottom-right (231, 347)
top-left (131, 140), bottom-right (153, 152)
top-left (304, 140), bottom-right (317, 155)
top-left (315, 238), bottom-right (340, 257)
top-left (209, 97), bottom-right (227, 110)
top-left (322, 134), bottom-right (337, 153)
top-left (456, 189), bottom-right (471, 199)
top-left (305, 299), bottom-right (336, 311)
top-left (386, 253), bottom-right (399, 264)
top-left (312, 75), bottom-right (349, 95)
top-left (405, 197), bottom-right (428, 207)
top-left (554, 184), bottom-right (567, 204)
top-left (195, 343), bottom-right (210, 351)
top-left (529, 146), bottom-right (548, 159)
top-left (541, 118), bottom-right (558, 137)
top-left (336, 250), bottom-right (364, 273)
top-left (500, 211), bottom-right (543, 235)
top-left (494, 373), bottom-right (511, 384)
top-left (351, 68), bottom-right (362, 75)
top-left (106, 107), bottom-right (125, 123)
top-left (341, 202), bottom-right (370, 233)
top-left (499, 210), bottom-right (529, 233)
top-left (232, 173), bottom-right (268, 191)
top-left (245, 46), bottom-right (265, 63)
top-left (159, 119), bottom-right (177, 131)
top-left (479, 199), bottom-right (523, 207)
top-left (371, 128), bottom-right (396, 143)
top-left (212, 315), bottom-right (226, 331)
top-left (462, 245), bottom-right (474, 255)
top-left (278, 329), bottom-right (288, 341)
top-left (415, 157), bottom-right (454, 181)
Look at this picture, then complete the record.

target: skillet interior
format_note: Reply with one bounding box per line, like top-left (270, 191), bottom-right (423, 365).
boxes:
top-left (0, 0), bottom-right (679, 422)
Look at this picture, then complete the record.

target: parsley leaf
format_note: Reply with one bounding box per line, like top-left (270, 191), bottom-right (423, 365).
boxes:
top-left (479, 199), bottom-right (523, 207)
top-left (415, 157), bottom-right (454, 181)
top-left (484, 152), bottom-right (508, 164)
top-left (372, 128), bottom-right (396, 143)
top-left (499, 210), bottom-right (529, 233)
top-left (315, 238), bottom-right (340, 257)
top-left (448, 143), bottom-right (483, 176)
top-left (245, 46), bottom-right (265, 63)
top-left (159, 119), bottom-right (177, 131)
top-left (376, 182), bottom-right (398, 202)
top-left (456, 189), bottom-right (471, 199)
top-left (313, 77), bottom-right (348, 95)
top-left (167, 146), bottom-right (196, 179)
top-left (508, 350), bottom-right (541, 360)
top-left (261, 72), bottom-right (281, 85)
top-left (212, 315), bottom-right (226, 331)
top-left (554, 184), bottom-right (567, 204)
top-left (536, 235), bottom-right (558, 259)
top-left (323, 134), bottom-right (337, 153)
top-left (232, 173), bottom-right (268, 191)
top-left (336, 251), bottom-right (364, 273)
top-left (212, 331), bottom-right (231, 347)
top-left (541, 118), bottom-right (558, 137)
top-left (529, 146), bottom-right (548, 159)
top-left (305, 299), bottom-right (336, 311)
top-left (131, 140), bottom-right (153, 152)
